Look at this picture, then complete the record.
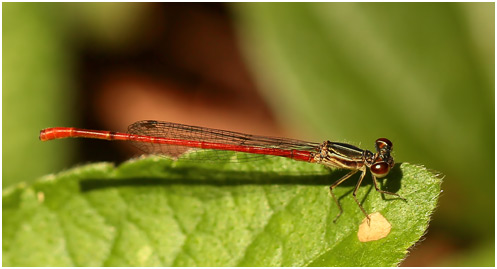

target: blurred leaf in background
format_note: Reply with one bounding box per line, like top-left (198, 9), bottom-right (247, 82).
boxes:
top-left (3, 2), bottom-right (150, 186)
top-left (3, 3), bottom-right (73, 187)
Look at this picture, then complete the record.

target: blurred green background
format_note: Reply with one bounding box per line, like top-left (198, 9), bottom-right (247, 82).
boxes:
top-left (3, 2), bottom-right (494, 266)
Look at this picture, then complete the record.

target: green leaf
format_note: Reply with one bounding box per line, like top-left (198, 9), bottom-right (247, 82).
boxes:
top-left (3, 153), bottom-right (441, 266)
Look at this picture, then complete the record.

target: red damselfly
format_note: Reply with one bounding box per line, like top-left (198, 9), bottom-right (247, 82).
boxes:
top-left (40, 120), bottom-right (406, 221)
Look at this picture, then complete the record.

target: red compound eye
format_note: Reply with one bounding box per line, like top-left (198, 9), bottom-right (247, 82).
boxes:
top-left (371, 162), bottom-right (390, 178)
top-left (376, 138), bottom-right (393, 150)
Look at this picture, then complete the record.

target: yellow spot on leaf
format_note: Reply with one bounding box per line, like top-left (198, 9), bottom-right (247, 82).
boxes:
top-left (357, 212), bottom-right (391, 242)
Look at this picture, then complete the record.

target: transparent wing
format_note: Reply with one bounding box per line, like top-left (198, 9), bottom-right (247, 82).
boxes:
top-left (127, 120), bottom-right (320, 162)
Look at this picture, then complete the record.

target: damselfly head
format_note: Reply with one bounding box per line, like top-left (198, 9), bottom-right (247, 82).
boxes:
top-left (375, 138), bottom-right (393, 152)
top-left (371, 138), bottom-right (394, 178)
top-left (370, 161), bottom-right (393, 178)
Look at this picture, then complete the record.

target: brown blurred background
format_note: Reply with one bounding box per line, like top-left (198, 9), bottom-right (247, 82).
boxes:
top-left (70, 3), bottom-right (284, 163)
top-left (4, 2), bottom-right (494, 266)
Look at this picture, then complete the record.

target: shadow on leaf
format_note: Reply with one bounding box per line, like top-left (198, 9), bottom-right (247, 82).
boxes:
top-left (79, 162), bottom-right (404, 194)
